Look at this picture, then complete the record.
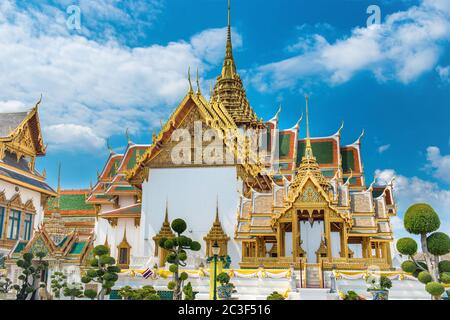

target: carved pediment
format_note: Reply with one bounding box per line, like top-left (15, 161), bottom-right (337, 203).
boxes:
top-left (0, 190), bottom-right (6, 203)
top-left (297, 185), bottom-right (326, 204)
top-left (24, 199), bottom-right (36, 212)
top-left (9, 193), bottom-right (24, 209)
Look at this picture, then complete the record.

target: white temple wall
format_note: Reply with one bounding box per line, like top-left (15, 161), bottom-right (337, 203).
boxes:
top-left (94, 204), bottom-right (114, 246)
top-left (118, 195), bottom-right (135, 208)
top-left (0, 180), bottom-right (45, 230)
top-left (141, 167), bottom-right (241, 267)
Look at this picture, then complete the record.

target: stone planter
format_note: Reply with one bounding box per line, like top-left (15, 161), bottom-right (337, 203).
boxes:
top-left (369, 290), bottom-right (389, 300)
top-left (218, 285), bottom-right (235, 300)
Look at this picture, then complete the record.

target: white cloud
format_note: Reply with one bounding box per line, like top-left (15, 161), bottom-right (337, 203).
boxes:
top-left (426, 146), bottom-right (450, 184)
top-left (375, 169), bottom-right (450, 224)
top-left (0, 1), bottom-right (241, 152)
top-left (252, 0), bottom-right (450, 91)
top-left (43, 124), bottom-right (106, 152)
top-left (378, 144), bottom-right (391, 154)
top-left (0, 100), bottom-right (28, 112)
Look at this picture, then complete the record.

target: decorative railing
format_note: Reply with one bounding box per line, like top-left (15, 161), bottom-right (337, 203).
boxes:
top-left (240, 257), bottom-right (307, 269)
top-left (240, 256), bottom-right (390, 270)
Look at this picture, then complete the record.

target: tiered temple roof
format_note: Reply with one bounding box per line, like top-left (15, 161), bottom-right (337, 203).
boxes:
top-left (0, 100), bottom-right (55, 196)
top-left (46, 190), bottom-right (96, 236)
top-left (87, 140), bottom-right (149, 213)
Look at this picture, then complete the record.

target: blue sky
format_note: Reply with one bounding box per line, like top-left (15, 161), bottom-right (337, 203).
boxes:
top-left (0, 0), bottom-right (449, 238)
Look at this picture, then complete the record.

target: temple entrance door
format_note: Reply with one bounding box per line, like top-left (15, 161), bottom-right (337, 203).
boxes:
top-left (300, 220), bottom-right (323, 263)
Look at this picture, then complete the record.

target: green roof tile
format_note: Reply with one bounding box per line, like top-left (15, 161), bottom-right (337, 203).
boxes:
top-left (278, 133), bottom-right (292, 158)
top-left (297, 141), bottom-right (334, 165)
top-left (48, 194), bottom-right (94, 211)
top-left (341, 149), bottom-right (356, 172)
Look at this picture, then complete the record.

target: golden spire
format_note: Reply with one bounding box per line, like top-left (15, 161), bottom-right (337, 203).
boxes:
top-left (222, 0), bottom-right (236, 79)
top-left (164, 198), bottom-right (169, 223)
top-left (215, 195), bottom-right (220, 223)
top-left (304, 95), bottom-right (314, 160)
top-left (55, 162), bottom-right (61, 210)
top-left (153, 199), bottom-right (175, 241)
top-left (188, 67), bottom-right (193, 94)
top-left (196, 68), bottom-right (201, 95)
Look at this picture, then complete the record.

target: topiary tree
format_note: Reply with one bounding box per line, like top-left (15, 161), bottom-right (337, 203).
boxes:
top-left (425, 282), bottom-right (445, 300)
top-left (50, 271), bottom-right (67, 299)
top-left (81, 245), bottom-right (121, 300)
top-left (13, 251), bottom-right (48, 300)
top-left (63, 282), bottom-right (83, 300)
top-left (397, 203), bottom-right (450, 299)
top-left (118, 285), bottom-right (160, 300)
top-left (267, 291), bottom-right (285, 300)
top-left (83, 289), bottom-right (98, 300)
top-left (158, 218), bottom-right (201, 300)
top-left (183, 282), bottom-right (196, 300)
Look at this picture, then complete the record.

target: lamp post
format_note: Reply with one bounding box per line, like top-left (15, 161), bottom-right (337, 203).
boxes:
top-left (212, 241), bottom-right (220, 301)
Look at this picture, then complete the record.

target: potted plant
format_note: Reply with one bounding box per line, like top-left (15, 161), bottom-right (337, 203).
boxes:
top-left (267, 291), bottom-right (285, 300)
top-left (0, 275), bottom-right (14, 300)
top-left (367, 275), bottom-right (392, 300)
top-left (217, 272), bottom-right (236, 300)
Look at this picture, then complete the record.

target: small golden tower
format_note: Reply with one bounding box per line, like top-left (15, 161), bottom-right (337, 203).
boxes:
top-left (45, 163), bottom-right (68, 246)
top-left (204, 199), bottom-right (230, 257)
top-left (152, 201), bottom-right (175, 267)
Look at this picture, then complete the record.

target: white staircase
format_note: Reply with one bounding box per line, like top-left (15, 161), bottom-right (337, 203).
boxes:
top-left (305, 265), bottom-right (321, 288)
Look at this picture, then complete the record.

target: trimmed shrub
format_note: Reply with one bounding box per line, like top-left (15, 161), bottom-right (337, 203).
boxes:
top-left (439, 260), bottom-right (450, 273)
top-left (404, 204), bottom-right (440, 235)
top-left (440, 272), bottom-right (450, 284)
top-left (396, 238), bottom-right (418, 256)
top-left (418, 271), bottom-right (432, 284)
top-left (427, 232), bottom-right (450, 256)
top-left (401, 260), bottom-right (417, 273)
top-left (425, 282), bottom-right (445, 298)
top-left (171, 219), bottom-right (187, 234)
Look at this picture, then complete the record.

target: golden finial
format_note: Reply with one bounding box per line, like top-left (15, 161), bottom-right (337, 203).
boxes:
top-left (188, 66), bottom-right (193, 94)
top-left (354, 129), bottom-right (365, 145)
top-left (210, 82), bottom-right (213, 98)
top-left (196, 68), bottom-right (201, 95)
top-left (336, 121), bottom-right (344, 136)
top-left (164, 197), bottom-right (170, 223)
top-left (90, 179), bottom-right (93, 190)
top-left (125, 128), bottom-right (132, 145)
top-left (35, 94), bottom-right (43, 109)
top-left (107, 139), bottom-right (114, 155)
top-left (215, 195), bottom-right (220, 223)
top-left (295, 112), bottom-right (304, 129)
top-left (42, 168), bottom-right (47, 178)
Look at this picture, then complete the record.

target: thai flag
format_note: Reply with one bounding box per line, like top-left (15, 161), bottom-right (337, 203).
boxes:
top-left (142, 268), bottom-right (153, 279)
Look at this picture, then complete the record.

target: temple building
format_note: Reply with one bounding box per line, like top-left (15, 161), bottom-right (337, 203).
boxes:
top-left (6, 167), bottom-right (94, 285)
top-left (46, 189), bottom-right (96, 237)
top-left (89, 1), bottom-right (397, 274)
top-left (0, 99), bottom-right (56, 257)
top-left (87, 139), bottom-right (149, 269)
